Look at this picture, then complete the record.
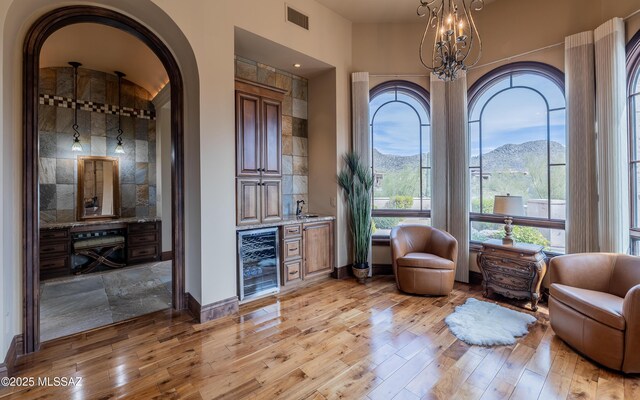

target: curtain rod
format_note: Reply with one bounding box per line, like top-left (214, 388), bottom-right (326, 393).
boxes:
top-left (471, 10), bottom-right (639, 70)
top-left (469, 41), bottom-right (564, 71)
top-left (626, 8), bottom-right (640, 20)
top-left (371, 9), bottom-right (639, 77)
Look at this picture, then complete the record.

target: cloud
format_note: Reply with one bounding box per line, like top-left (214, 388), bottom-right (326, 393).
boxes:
top-left (371, 75), bottom-right (566, 157)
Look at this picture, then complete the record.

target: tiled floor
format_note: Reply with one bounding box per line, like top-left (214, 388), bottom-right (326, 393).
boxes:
top-left (39, 261), bottom-right (172, 342)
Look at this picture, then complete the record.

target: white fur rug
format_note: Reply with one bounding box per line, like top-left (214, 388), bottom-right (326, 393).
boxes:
top-left (444, 298), bottom-right (537, 346)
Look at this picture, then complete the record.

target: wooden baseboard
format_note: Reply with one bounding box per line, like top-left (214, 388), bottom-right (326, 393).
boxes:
top-left (332, 264), bottom-right (351, 279)
top-left (0, 335), bottom-right (23, 378)
top-left (372, 264), bottom-right (393, 275)
top-left (334, 264), bottom-right (393, 278)
top-left (161, 251), bottom-right (173, 261)
top-left (187, 293), bottom-right (239, 324)
top-left (469, 271), bottom-right (483, 285)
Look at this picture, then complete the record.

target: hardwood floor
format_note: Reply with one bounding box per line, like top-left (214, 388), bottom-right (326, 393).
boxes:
top-left (1, 276), bottom-right (638, 399)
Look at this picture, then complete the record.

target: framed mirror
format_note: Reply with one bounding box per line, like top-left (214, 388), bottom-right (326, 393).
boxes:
top-left (77, 156), bottom-right (120, 220)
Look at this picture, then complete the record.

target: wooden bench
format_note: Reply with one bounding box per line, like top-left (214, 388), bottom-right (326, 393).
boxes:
top-left (73, 235), bottom-right (126, 274)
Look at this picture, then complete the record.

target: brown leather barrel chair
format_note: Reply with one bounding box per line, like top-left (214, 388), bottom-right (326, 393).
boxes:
top-left (390, 225), bottom-right (458, 296)
top-left (549, 253), bottom-right (640, 373)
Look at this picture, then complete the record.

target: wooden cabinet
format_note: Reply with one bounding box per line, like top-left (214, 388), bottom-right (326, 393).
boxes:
top-left (127, 221), bottom-right (161, 264)
top-left (303, 221), bottom-right (334, 278)
top-left (236, 92), bottom-right (261, 177)
top-left (280, 220), bottom-right (334, 287)
top-left (236, 178), bottom-right (261, 225)
top-left (236, 178), bottom-right (282, 225)
top-left (40, 228), bottom-right (71, 280)
top-left (261, 98), bottom-right (282, 177)
top-left (39, 220), bottom-right (162, 281)
top-left (280, 223), bottom-right (303, 286)
top-left (235, 80), bottom-right (285, 226)
top-left (283, 260), bottom-right (302, 283)
top-left (261, 179), bottom-right (282, 223)
top-left (235, 80), bottom-right (283, 178)
top-left (477, 239), bottom-right (547, 311)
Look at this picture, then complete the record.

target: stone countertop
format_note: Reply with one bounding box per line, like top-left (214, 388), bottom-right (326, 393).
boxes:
top-left (41, 217), bottom-right (162, 230)
top-left (236, 215), bottom-right (335, 231)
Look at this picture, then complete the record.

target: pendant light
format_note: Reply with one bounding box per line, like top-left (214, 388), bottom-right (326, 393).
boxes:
top-left (114, 71), bottom-right (126, 154)
top-left (417, 0), bottom-right (484, 81)
top-left (69, 61), bottom-right (83, 152)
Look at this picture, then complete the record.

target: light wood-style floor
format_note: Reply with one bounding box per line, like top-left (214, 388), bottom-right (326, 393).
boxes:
top-left (1, 276), bottom-right (639, 399)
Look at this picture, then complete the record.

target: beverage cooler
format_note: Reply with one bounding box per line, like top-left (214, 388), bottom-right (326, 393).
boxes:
top-left (237, 227), bottom-right (280, 301)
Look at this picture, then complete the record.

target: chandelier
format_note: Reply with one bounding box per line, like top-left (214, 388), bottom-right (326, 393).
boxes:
top-left (417, 0), bottom-right (484, 81)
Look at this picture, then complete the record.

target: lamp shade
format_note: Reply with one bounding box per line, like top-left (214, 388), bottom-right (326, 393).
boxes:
top-left (493, 194), bottom-right (524, 216)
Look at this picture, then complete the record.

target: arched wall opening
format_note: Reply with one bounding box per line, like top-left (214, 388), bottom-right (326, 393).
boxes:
top-left (1, 0), bottom-right (201, 355)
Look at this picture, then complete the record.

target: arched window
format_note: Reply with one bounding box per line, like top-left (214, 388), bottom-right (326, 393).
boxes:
top-left (628, 30), bottom-right (640, 254)
top-left (468, 62), bottom-right (566, 253)
top-left (369, 81), bottom-right (431, 237)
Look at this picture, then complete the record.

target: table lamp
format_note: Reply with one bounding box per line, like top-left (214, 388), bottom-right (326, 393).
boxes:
top-left (493, 194), bottom-right (524, 245)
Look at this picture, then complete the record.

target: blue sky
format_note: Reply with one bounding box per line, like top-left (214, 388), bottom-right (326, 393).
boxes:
top-left (371, 74), bottom-right (566, 157)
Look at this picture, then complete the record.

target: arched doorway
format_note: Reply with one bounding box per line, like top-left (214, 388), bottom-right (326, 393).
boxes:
top-left (23, 6), bottom-right (186, 353)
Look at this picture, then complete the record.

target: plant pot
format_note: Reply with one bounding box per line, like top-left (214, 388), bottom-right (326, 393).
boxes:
top-left (352, 263), bottom-right (369, 283)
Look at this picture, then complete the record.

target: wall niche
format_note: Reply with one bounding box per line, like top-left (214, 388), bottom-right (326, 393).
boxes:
top-left (38, 66), bottom-right (158, 223)
top-left (235, 56), bottom-right (309, 216)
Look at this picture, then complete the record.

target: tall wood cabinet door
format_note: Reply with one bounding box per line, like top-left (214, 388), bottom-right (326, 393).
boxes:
top-left (261, 99), bottom-right (282, 177)
top-left (303, 221), bottom-right (334, 277)
top-left (236, 178), bottom-right (261, 225)
top-left (236, 92), bottom-right (261, 177)
top-left (261, 179), bottom-right (282, 223)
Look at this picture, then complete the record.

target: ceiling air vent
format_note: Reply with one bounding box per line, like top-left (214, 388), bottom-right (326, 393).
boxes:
top-left (286, 5), bottom-right (309, 30)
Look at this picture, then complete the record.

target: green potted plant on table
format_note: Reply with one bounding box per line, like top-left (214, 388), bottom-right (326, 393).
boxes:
top-left (337, 152), bottom-right (373, 283)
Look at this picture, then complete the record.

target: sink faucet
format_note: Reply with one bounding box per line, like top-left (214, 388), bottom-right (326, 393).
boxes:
top-left (296, 200), bottom-right (305, 216)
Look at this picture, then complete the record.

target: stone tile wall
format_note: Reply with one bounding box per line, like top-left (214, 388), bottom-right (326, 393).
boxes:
top-left (38, 67), bottom-right (157, 223)
top-left (235, 56), bottom-right (309, 216)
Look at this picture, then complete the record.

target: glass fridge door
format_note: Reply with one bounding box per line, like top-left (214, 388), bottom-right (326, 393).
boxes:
top-left (238, 228), bottom-right (280, 300)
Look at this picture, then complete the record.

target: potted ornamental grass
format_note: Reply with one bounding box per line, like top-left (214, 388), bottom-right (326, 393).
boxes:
top-left (337, 152), bottom-right (373, 283)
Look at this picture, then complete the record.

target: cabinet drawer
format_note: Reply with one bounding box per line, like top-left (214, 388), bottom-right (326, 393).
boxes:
top-left (128, 245), bottom-right (159, 260)
top-left (128, 222), bottom-right (158, 234)
top-left (283, 224), bottom-right (302, 238)
top-left (284, 260), bottom-right (301, 282)
top-left (486, 273), bottom-right (531, 292)
top-left (128, 232), bottom-right (158, 245)
top-left (40, 241), bottom-right (70, 256)
top-left (40, 229), bottom-right (69, 240)
top-left (40, 256), bottom-right (69, 271)
top-left (482, 256), bottom-right (533, 278)
top-left (284, 238), bottom-right (302, 260)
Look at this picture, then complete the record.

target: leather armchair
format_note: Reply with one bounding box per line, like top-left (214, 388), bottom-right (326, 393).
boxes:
top-left (549, 253), bottom-right (640, 373)
top-left (390, 225), bottom-right (458, 296)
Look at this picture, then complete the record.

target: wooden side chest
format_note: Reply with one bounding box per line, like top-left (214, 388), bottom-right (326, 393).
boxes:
top-left (477, 239), bottom-right (547, 311)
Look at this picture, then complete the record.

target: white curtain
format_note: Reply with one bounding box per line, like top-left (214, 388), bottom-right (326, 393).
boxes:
top-left (431, 72), bottom-right (470, 283)
top-left (352, 72), bottom-right (370, 166)
top-left (565, 31), bottom-right (599, 253)
top-left (594, 18), bottom-right (630, 254)
top-left (351, 72), bottom-right (372, 269)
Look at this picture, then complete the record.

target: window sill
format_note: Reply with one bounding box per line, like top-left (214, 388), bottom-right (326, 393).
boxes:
top-left (373, 236), bottom-right (564, 257)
